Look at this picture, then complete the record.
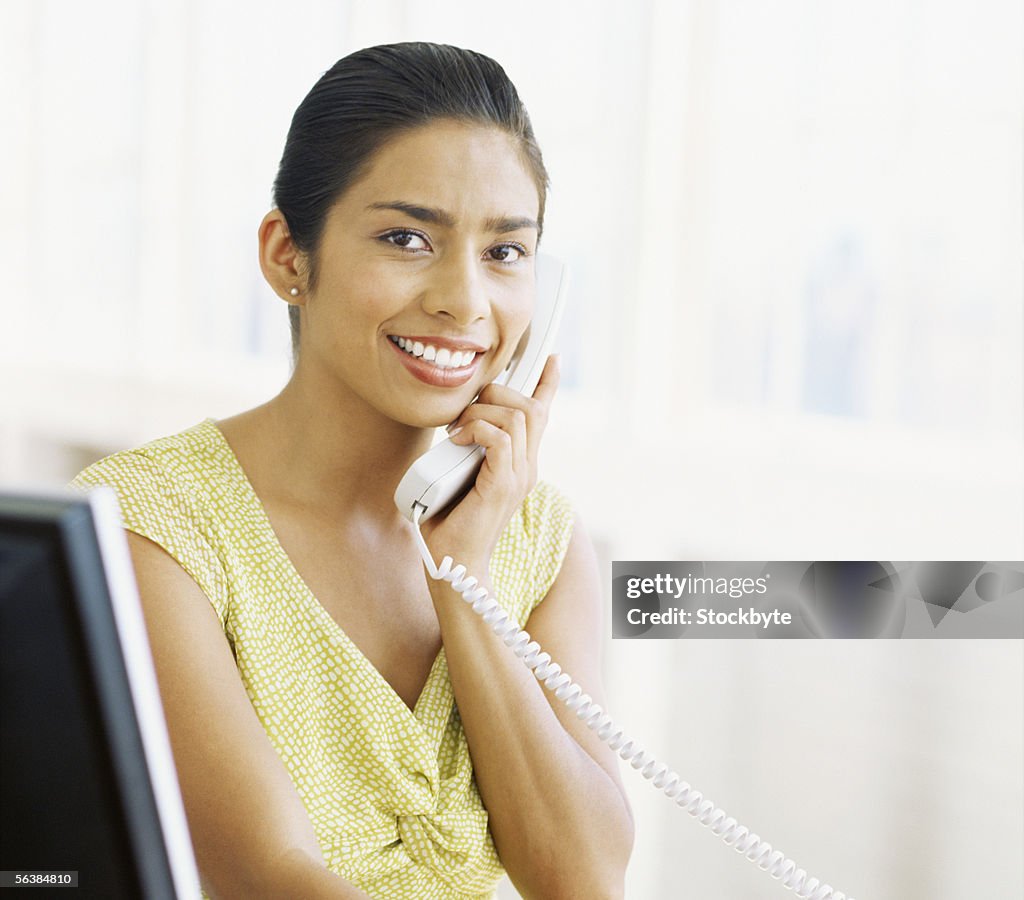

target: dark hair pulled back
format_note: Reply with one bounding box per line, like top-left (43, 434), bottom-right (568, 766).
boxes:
top-left (273, 42), bottom-right (549, 356)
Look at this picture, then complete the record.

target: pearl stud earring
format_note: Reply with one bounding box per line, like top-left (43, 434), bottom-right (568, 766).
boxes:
top-left (289, 287), bottom-right (300, 297)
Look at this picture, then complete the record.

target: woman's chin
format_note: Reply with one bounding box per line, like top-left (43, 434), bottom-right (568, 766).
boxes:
top-left (390, 388), bottom-right (485, 431)
top-left (394, 405), bottom-right (466, 431)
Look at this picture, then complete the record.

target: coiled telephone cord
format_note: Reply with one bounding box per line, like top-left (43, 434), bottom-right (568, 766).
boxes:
top-left (411, 506), bottom-right (856, 900)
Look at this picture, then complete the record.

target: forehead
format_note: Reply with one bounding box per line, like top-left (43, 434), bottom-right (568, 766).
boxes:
top-left (340, 120), bottom-right (540, 223)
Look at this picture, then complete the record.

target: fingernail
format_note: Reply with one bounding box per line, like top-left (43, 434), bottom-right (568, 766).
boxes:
top-left (448, 426), bottom-right (464, 437)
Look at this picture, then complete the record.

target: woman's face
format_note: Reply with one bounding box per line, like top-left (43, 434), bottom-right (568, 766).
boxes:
top-left (298, 119), bottom-right (541, 428)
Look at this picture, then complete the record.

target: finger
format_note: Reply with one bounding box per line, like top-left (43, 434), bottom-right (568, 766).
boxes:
top-left (476, 354), bottom-right (560, 411)
top-left (449, 397), bottom-right (530, 435)
top-left (450, 405), bottom-right (528, 476)
top-left (472, 381), bottom-right (532, 410)
top-left (450, 419), bottom-right (516, 489)
top-left (452, 397), bottom-right (543, 473)
top-left (530, 354), bottom-right (560, 409)
top-left (507, 353), bottom-right (559, 464)
top-left (451, 403), bottom-right (521, 430)
top-left (471, 357), bottom-right (558, 462)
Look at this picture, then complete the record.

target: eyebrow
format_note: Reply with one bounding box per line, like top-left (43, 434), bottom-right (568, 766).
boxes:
top-left (484, 214), bottom-right (539, 234)
top-left (366, 201), bottom-right (538, 234)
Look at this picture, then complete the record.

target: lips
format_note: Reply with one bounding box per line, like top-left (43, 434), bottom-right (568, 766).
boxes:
top-left (386, 334), bottom-right (484, 387)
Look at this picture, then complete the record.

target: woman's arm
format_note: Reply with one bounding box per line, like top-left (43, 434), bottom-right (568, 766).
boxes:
top-left (426, 516), bottom-right (633, 899)
top-left (126, 532), bottom-right (370, 900)
top-left (420, 357), bottom-right (633, 897)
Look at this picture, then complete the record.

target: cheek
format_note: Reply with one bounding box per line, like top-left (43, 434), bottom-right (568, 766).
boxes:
top-left (511, 292), bottom-right (536, 342)
top-left (329, 277), bottom-right (403, 337)
top-left (356, 268), bottom-right (419, 326)
top-left (512, 307), bottom-right (533, 345)
top-left (498, 275), bottom-right (537, 332)
top-left (492, 301), bottom-right (535, 376)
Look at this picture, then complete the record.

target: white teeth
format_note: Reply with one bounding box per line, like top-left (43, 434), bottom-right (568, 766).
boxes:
top-left (390, 336), bottom-right (478, 369)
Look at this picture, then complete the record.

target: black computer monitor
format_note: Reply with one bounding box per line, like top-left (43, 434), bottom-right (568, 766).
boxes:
top-left (0, 487), bottom-right (200, 898)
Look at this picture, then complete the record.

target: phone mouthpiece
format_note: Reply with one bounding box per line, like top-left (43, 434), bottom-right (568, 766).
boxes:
top-left (393, 438), bottom-right (485, 523)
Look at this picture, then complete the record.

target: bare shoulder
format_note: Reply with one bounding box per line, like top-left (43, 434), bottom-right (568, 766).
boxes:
top-left (524, 513), bottom-right (603, 647)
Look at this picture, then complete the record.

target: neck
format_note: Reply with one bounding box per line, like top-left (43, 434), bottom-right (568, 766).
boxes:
top-left (220, 363), bottom-right (437, 523)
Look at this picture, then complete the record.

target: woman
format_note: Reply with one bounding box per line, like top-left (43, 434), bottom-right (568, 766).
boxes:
top-left (74, 43), bottom-right (633, 899)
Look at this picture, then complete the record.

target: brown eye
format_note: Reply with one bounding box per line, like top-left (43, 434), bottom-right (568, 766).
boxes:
top-left (487, 243), bottom-right (526, 263)
top-left (382, 229), bottom-right (430, 251)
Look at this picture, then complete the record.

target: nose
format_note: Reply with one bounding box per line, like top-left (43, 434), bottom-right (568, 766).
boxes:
top-left (419, 252), bottom-right (490, 325)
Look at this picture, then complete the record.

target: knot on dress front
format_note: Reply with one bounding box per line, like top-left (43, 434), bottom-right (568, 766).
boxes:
top-left (395, 806), bottom-right (491, 885)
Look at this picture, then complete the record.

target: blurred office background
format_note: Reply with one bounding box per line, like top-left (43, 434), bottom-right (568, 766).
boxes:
top-left (1, 1), bottom-right (1021, 897)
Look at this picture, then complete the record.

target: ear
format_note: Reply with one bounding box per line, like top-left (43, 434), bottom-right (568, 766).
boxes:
top-left (258, 209), bottom-right (308, 306)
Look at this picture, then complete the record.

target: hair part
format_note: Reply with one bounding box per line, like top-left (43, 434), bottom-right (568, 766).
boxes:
top-left (272, 42), bottom-right (549, 360)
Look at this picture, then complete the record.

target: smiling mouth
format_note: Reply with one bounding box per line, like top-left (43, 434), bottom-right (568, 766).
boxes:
top-left (388, 335), bottom-right (479, 370)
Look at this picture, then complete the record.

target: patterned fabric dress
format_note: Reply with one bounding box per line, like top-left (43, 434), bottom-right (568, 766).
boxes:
top-left (72, 419), bottom-right (574, 899)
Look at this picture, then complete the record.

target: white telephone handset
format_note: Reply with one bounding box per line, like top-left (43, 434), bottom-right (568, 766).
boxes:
top-left (394, 252), bottom-right (568, 523)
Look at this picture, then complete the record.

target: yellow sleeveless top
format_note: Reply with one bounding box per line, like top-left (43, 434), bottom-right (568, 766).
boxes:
top-left (71, 419), bottom-right (574, 899)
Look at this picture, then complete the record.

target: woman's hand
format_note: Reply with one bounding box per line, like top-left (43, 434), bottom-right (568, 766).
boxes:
top-left (415, 355), bottom-right (634, 897)
top-left (420, 354), bottom-right (559, 571)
